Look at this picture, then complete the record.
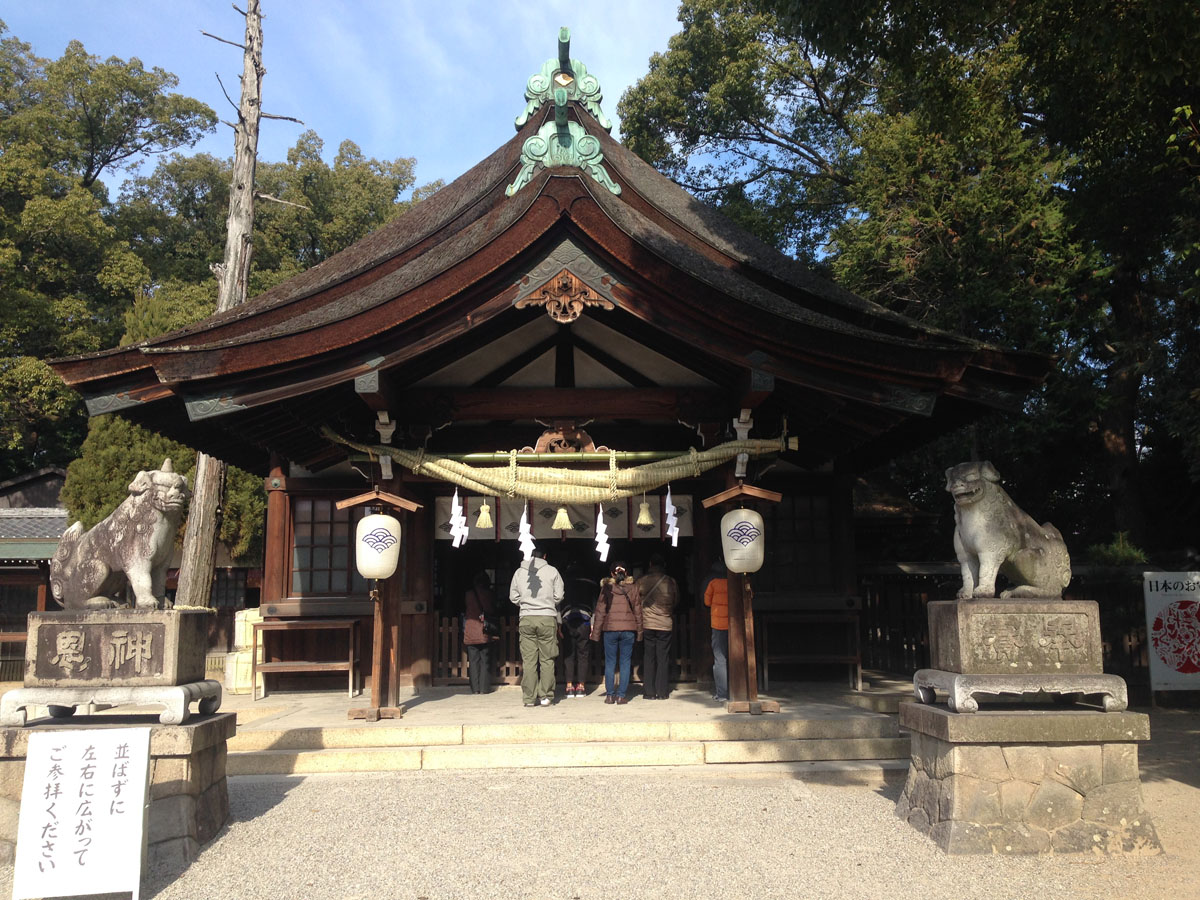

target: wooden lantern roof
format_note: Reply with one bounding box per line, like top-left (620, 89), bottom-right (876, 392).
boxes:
top-left (50, 31), bottom-right (1050, 477)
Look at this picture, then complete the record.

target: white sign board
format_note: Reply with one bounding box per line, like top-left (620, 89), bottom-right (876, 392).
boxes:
top-left (13, 727), bottom-right (151, 900)
top-left (1143, 572), bottom-right (1200, 691)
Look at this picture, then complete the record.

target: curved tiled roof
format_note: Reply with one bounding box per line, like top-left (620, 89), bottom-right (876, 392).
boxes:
top-left (48, 83), bottom-right (1050, 474)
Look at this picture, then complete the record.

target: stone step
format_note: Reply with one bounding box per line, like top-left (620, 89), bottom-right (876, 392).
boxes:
top-left (840, 691), bottom-right (907, 714)
top-left (227, 735), bottom-right (911, 776)
top-left (227, 714), bottom-right (900, 753)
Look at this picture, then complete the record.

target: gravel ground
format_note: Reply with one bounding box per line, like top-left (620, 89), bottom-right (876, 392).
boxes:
top-left (17, 764), bottom-right (1188, 900)
top-left (3, 708), bottom-right (1195, 900)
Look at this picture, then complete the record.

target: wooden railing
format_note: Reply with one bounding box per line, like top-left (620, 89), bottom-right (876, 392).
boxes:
top-left (434, 612), bottom-right (699, 686)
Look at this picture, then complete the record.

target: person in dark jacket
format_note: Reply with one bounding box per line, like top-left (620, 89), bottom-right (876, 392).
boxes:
top-left (637, 553), bottom-right (678, 700)
top-left (462, 571), bottom-right (497, 693)
top-left (589, 562), bottom-right (642, 704)
top-left (560, 564), bottom-right (597, 697)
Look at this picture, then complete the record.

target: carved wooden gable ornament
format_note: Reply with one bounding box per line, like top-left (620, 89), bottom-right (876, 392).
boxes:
top-left (513, 237), bottom-right (621, 323)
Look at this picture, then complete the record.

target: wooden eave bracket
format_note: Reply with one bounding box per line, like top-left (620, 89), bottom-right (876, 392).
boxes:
top-left (335, 488), bottom-right (422, 513)
top-left (701, 482), bottom-right (783, 508)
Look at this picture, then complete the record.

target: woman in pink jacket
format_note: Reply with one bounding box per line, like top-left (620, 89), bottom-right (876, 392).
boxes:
top-left (589, 562), bottom-right (642, 704)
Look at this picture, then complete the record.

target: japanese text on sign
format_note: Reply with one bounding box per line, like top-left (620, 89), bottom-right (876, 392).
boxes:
top-left (1143, 571), bottom-right (1200, 690)
top-left (13, 728), bottom-right (151, 900)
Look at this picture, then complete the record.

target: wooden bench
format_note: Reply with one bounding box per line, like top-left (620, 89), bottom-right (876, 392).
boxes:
top-left (759, 612), bottom-right (862, 691)
top-left (251, 618), bottom-right (360, 701)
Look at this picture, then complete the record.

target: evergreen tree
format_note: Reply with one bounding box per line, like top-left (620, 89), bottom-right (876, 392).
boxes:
top-left (620, 0), bottom-right (1200, 552)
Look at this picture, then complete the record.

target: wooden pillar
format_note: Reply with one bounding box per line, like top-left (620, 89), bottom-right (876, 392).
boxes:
top-left (741, 575), bottom-right (758, 701)
top-left (390, 500), bottom-right (433, 701)
top-left (831, 463), bottom-right (857, 596)
top-left (370, 580), bottom-right (387, 709)
top-left (261, 455), bottom-right (289, 607)
top-left (36, 563), bottom-right (48, 613)
top-left (725, 571), bottom-right (759, 702)
top-left (726, 570), bottom-right (748, 701)
top-left (702, 476), bottom-right (781, 712)
top-left (405, 503), bottom-right (433, 693)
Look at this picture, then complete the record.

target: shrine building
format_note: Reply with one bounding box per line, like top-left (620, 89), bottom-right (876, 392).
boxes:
top-left (50, 31), bottom-right (1049, 706)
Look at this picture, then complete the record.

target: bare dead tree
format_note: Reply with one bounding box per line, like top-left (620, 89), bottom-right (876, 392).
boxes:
top-left (175, 0), bottom-right (265, 608)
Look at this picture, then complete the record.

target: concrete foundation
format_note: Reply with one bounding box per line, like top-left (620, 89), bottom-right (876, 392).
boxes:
top-left (0, 713), bottom-right (235, 871)
top-left (896, 703), bottom-right (1161, 855)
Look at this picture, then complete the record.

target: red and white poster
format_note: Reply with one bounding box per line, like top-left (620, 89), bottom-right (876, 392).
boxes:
top-left (1143, 572), bottom-right (1200, 690)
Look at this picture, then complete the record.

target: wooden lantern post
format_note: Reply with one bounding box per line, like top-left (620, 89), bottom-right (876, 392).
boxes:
top-left (335, 488), bottom-right (422, 722)
top-left (702, 481), bottom-right (782, 715)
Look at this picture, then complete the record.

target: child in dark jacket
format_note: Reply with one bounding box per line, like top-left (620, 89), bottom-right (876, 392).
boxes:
top-left (559, 568), bottom-right (596, 697)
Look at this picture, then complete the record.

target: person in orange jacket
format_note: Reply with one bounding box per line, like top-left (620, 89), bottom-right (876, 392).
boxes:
top-left (703, 560), bottom-right (730, 702)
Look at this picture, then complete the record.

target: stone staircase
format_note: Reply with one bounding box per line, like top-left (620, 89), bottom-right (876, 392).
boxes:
top-left (226, 708), bottom-right (909, 776)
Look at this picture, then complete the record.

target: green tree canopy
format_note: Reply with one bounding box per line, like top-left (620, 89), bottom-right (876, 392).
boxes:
top-left (621, 0), bottom-right (1200, 551)
top-left (0, 23), bottom-right (216, 479)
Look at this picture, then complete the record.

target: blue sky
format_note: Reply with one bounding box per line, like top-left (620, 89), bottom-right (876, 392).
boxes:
top-left (3, 0), bottom-right (683, 194)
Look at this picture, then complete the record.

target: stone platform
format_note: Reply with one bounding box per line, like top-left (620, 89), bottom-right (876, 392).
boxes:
top-left (0, 679), bottom-right (222, 727)
top-left (896, 702), bottom-right (1161, 855)
top-left (913, 668), bottom-right (1127, 713)
top-left (0, 712), bottom-right (234, 871)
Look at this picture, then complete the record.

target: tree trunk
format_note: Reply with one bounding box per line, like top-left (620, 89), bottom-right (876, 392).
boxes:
top-left (1097, 273), bottom-right (1150, 547)
top-left (1099, 360), bottom-right (1147, 545)
top-left (175, 0), bottom-right (264, 608)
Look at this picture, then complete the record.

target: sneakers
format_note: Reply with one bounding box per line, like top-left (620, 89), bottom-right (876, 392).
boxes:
top-left (538, 696), bottom-right (551, 706)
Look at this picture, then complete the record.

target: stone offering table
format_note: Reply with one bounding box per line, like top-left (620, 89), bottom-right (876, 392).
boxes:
top-left (897, 703), bottom-right (1161, 854)
top-left (0, 712), bottom-right (235, 870)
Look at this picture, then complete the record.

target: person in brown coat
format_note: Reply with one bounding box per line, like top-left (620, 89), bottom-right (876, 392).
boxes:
top-left (462, 571), bottom-right (497, 693)
top-left (637, 553), bottom-right (678, 699)
top-left (589, 562), bottom-right (642, 704)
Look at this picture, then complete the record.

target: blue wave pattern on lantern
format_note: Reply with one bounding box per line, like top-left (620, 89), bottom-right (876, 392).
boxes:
top-left (726, 520), bottom-right (761, 546)
top-left (361, 528), bottom-right (398, 553)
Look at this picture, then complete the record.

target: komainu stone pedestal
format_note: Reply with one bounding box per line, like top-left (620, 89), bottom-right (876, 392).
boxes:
top-left (0, 680), bottom-right (221, 726)
top-left (0, 608), bottom-right (221, 725)
top-left (23, 608), bottom-right (210, 687)
top-left (917, 599), bottom-right (1126, 712)
top-left (897, 703), bottom-right (1161, 855)
top-left (928, 598), bottom-right (1104, 675)
top-left (0, 712), bottom-right (235, 870)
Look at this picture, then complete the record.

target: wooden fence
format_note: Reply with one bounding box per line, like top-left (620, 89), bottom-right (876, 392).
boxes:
top-left (857, 564), bottom-right (1151, 686)
top-left (434, 612), bottom-right (700, 686)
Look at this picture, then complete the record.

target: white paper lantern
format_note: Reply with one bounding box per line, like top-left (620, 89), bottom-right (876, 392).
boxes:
top-left (355, 513), bottom-right (402, 579)
top-left (720, 508), bottom-right (765, 574)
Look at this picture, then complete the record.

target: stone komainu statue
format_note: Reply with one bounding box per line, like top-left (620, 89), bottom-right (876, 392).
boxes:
top-left (945, 461), bottom-right (1072, 600)
top-left (50, 459), bottom-right (190, 610)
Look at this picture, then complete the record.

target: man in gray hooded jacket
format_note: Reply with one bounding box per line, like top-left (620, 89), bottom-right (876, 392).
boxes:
top-left (509, 547), bottom-right (564, 706)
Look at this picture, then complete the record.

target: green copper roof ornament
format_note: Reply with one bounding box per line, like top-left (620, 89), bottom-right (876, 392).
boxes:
top-left (505, 116), bottom-right (622, 197)
top-left (515, 27), bottom-right (612, 133)
top-left (506, 29), bottom-right (621, 197)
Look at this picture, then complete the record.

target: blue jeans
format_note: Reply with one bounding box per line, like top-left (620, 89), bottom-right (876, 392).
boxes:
top-left (602, 630), bottom-right (635, 698)
top-left (711, 629), bottom-right (729, 700)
